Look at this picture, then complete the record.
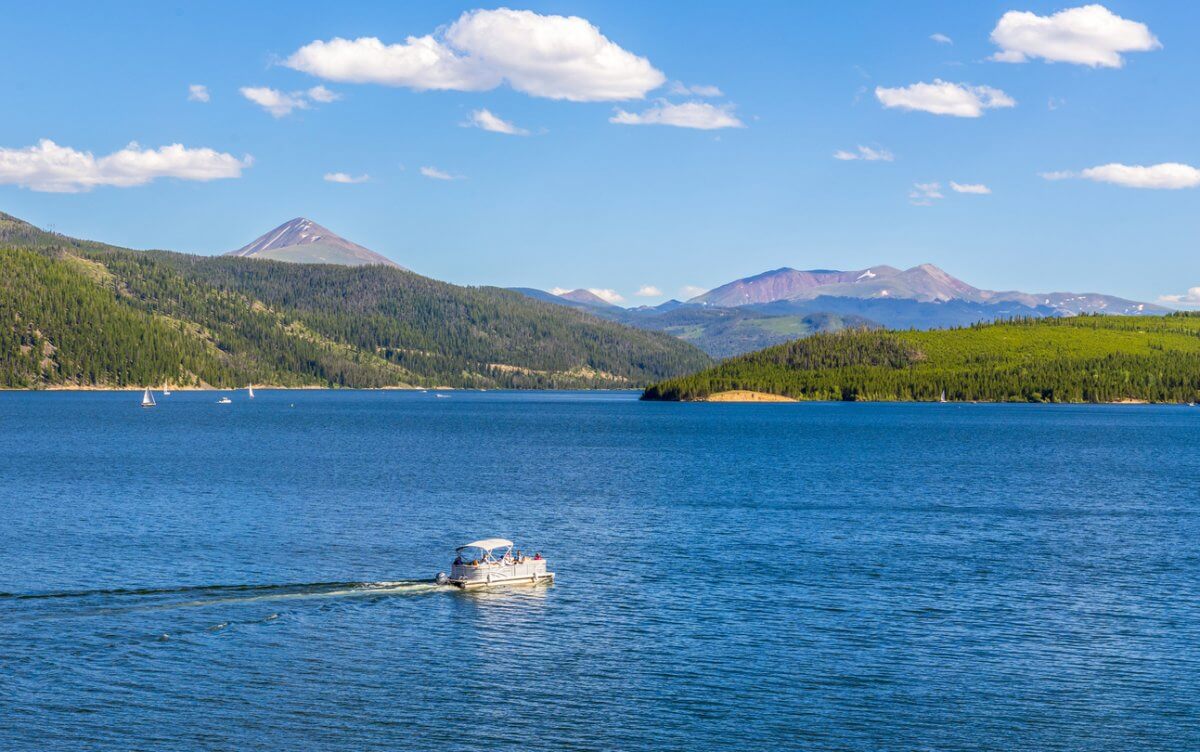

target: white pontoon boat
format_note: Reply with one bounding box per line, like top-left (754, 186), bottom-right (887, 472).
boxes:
top-left (436, 538), bottom-right (553, 589)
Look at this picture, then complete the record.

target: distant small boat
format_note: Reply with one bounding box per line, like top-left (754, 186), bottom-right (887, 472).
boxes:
top-left (435, 393), bottom-right (449, 398)
top-left (217, 397), bottom-right (232, 404)
top-left (162, 383), bottom-right (171, 396)
top-left (141, 388), bottom-right (156, 408)
top-left (939, 390), bottom-right (947, 403)
top-left (247, 384), bottom-right (255, 399)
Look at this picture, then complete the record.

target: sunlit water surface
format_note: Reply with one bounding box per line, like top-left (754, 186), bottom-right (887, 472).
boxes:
top-left (2, 391), bottom-right (1198, 751)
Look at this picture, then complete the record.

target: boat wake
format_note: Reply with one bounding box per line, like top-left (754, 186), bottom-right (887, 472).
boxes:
top-left (2, 579), bottom-right (447, 615)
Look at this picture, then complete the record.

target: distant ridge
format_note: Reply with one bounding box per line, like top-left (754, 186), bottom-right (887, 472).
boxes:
top-left (227, 218), bottom-right (402, 268)
top-left (690, 264), bottom-right (1165, 316)
top-left (557, 288), bottom-right (618, 308)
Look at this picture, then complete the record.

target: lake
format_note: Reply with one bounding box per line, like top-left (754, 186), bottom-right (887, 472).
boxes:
top-left (2, 391), bottom-right (1198, 751)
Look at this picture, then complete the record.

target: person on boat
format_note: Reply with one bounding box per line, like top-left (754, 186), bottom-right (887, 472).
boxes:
top-left (453, 554), bottom-right (463, 566)
top-left (534, 552), bottom-right (542, 560)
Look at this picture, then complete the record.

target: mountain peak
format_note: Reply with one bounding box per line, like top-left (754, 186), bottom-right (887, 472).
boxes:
top-left (558, 288), bottom-right (619, 308)
top-left (227, 218), bottom-right (402, 268)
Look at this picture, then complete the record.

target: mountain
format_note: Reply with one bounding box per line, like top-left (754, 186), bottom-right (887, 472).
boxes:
top-left (692, 264), bottom-right (1165, 317)
top-left (557, 288), bottom-right (618, 308)
top-left (0, 212), bottom-right (711, 389)
top-left (510, 288), bottom-right (880, 358)
top-left (746, 296), bottom-right (1061, 331)
top-left (643, 314), bottom-right (1200, 404)
top-left (227, 217), bottom-right (402, 268)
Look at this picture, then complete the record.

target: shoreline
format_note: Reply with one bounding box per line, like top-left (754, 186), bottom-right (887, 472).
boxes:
top-left (669, 394), bottom-right (1190, 406)
top-left (0, 385), bottom-right (646, 393)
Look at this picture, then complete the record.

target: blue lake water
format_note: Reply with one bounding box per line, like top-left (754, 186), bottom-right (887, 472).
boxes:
top-left (2, 390), bottom-right (1198, 751)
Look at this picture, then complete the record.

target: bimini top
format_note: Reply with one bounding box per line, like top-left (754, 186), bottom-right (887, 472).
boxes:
top-left (457, 538), bottom-right (513, 552)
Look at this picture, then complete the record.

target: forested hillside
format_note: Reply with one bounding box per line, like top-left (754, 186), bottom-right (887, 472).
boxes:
top-left (0, 213), bottom-right (711, 389)
top-left (642, 315), bottom-right (1200, 403)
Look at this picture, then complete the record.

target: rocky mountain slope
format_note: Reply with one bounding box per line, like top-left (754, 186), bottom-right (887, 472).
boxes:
top-left (227, 218), bottom-right (402, 268)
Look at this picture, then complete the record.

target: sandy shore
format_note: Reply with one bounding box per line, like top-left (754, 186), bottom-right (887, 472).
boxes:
top-left (702, 390), bottom-right (797, 403)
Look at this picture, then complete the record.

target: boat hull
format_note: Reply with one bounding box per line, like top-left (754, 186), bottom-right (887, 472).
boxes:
top-left (446, 559), bottom-right (553, 589)
top-left (450, 572), bottom-right (554, 589)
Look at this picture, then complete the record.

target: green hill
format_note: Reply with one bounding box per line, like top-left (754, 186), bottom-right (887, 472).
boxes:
top-left (642, 315), bottom-right (1200, 403)
top-left (0, 213), bottom-right (712, 389)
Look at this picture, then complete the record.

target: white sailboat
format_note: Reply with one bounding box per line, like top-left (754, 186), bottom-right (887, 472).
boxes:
top-left (162, 383), bottom-right (171, 396)
top-left (141, 388), bottom-right (156, 408)
top-left (939, 390), bottom-right (947, 403)
top-left (247, 384), bottom-right (255, 399)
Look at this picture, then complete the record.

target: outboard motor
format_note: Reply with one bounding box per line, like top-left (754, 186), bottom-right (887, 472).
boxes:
top-left (435, 572), bottom-right (449, 586)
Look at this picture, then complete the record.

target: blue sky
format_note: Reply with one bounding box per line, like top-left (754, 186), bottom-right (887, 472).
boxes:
top-left (1, 1), bottom-right (1197, 306)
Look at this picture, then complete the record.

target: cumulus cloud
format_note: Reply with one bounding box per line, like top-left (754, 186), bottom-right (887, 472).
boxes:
top-left (681, 285), bottom-right (707, 299)
top-left (833, 145), bottom-right (894, 162)
top-left (1160, 287), bottom-right (1200, 307)
top-left (876, 79), bottom-right (1015, 117)
top-left (284, 8), bottom-right (665, 102)
top-left (188, 84), bottom-right (210, 102)
top-left (240, 86), bottom-right (339, 117)
top-left (930, 33), bottom-right (953, 45)
top-left (324, 172), bottom-right (369, 184)
top-left (306, 85), bottom-right (341, 103)
top-left (588, 288), bottom-right (624, 304)
top-left (240, 87), bottom-right (307, 117)
top-left (610, 101), bottom-right (744, 130)
top-left (990, 4), bottom-right (1160, 67)
top-left (420, 166), bottom-right (459, 180)
top-left (549, 287), bottom-right (571, 296)
top-left (1042, 163), bottom-right (1200, 189)
top-left (0, 139), bottom-right (250, 193)
top-left (909, 182), bottom-right (943, 206)
top-left (950, 181), bottom-right (991, 194)
top-left (465, 108), bottom-right (529, 135)
top-left (669, 81), bottom-right (723, 97)
top-left (634, 285), bottom-right (663, 297)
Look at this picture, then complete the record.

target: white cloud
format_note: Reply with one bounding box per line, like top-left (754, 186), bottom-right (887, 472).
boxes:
top-left (876, 79), bottom-right (1015, 117)
top-left (588, 288), bottom-right (624, 304)
top-left (549, 287), bottom-right (571, 296)
top-left (930, 33), bottom-right (953, 45)
top-left (634, 285), bottom-right (663, 297)
top-left (284, 8), bottom-right (665, 102)
top-left (909, 182), bottom-right (943, 206)
top-left (610, 101), bottom-right (744, 130)
top-left (1159, 287), bottom-right (1200, 307)
top-left (240, 87), bottom-right (309, 117)
top-left (188, 84), bottom-right (210, 102)
top-left (239, 86), bottom-right (339, 117)
top-left (990, 5), bottom-right (1160, 67)
top-left (324, 172), bottom-right (369, 184)
top-left (0, 139), bottom-right (251, 193)
top-left (465, 108), bottom-right (529, 135)
top-left (950, 181), bottom-right (991, 194)
top-left (669, 81), bottom-right (723, 97)
top-left (1042, 162), bottom-right (1200, 189)
top-left (306, 85), bottom-right (341, 103)
top-left (833, 145), bottom-right (894, 162)
top-left (681, 285), bottom-right (707, 299)
top-left (420, 166), bottom-right (458, 180)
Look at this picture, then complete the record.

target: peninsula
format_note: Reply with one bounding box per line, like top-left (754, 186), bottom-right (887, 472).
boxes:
top-left (642, 315), bottom-right (1200, 404)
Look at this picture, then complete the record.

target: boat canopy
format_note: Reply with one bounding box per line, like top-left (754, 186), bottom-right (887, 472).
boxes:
top-left (457, 538), bottom-right (513, 552)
